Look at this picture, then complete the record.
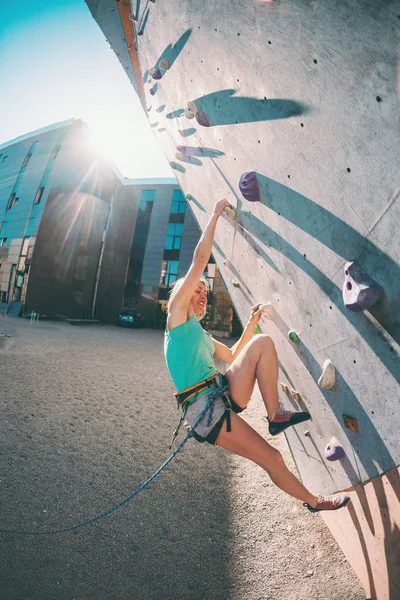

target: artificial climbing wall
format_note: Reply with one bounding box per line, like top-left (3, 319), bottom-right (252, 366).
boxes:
top-left (87, 1), bottom-right (400, 596)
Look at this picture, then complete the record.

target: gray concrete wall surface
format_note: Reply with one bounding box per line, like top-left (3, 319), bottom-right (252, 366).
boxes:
top-left (88, 0), bottom-right (400, 496)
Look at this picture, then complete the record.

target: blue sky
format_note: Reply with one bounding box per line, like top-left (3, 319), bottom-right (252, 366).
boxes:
top-left (0, 0), bottom-right (173, 178)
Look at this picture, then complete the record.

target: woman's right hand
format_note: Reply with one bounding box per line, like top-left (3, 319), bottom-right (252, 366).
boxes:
top-left (213, 198), bottom-right (230, 217)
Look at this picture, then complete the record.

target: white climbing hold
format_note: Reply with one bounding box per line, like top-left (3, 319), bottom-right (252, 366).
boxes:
top-left (318, 359), bottom-right (335, 389)
top-left (184, 107), bottom-right (196, 119)
top-left (159, 58), bottom-right (169, 70)
top-left (129, 13), bottom-right (137, 21)
top-left (259, 302), bottom-right (275, 320)
top-left (222, 259), bottom-right (230, 267)
top-left (223, 205), bottom-right (236, 219)
top-left (187, 101), bottom-right (197, 112)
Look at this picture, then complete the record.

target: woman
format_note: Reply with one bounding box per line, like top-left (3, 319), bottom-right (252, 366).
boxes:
top-left (164, 199), bottom-right (350, 513)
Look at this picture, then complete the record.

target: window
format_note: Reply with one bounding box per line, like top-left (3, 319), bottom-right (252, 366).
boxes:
top-left (50, 145), bottom-right (61, 160)
top-left (165, 223), bottom-right (183, 250)
top-left (170, 198), bottom-right (186, 214)
top-left (160, 260), bottom-right (179, 285)
top-left (22, 154), bottom-right (32, 168)
top-left (33, 187), bottom-right (44, 205)
top-left (6, 193), bottom-right (18, 210)
top-left (170, 190), bottom-right (186, 214)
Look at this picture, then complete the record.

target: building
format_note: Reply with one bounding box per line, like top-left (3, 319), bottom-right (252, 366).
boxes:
top-left (0, 120), bottom-right (234, 331)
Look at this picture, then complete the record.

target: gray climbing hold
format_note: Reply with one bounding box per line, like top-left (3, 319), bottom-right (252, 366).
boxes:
top-left (159, 58), bottom-right (169, 70)
top-left (259, 303), bottom-right (275, 320)
top-left (342, 261), bottom-right (384, 312)
top-left (288, 330), bottom-right (300, 344)
top-left (324, 437), bottom-right (345, 461)
top-left (318, 359), bottom-right (335, 389)
top-left (239, 171), bottom-right (260, 203)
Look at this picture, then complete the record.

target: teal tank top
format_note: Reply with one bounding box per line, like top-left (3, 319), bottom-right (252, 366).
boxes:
top-left (164, 314), bottom-right (218, 393)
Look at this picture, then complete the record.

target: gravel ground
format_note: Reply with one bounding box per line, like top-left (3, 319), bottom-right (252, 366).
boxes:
top-left (0, 318), bottom-right (367, 600)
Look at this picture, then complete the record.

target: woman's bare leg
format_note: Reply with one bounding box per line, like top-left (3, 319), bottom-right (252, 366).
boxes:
top-left (216, 411), bottom-right (318, 506)
top-left (225, 334), bottom-right (280, 419)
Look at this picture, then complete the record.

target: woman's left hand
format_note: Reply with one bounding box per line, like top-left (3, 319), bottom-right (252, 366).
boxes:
top-left (247, 303), bottom-right (263, 326)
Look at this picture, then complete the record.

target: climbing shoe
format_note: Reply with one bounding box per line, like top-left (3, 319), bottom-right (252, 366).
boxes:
top-left (265, 408), bottom-right (311, 436)
top-left (304, 493), bottom-right (351, 513)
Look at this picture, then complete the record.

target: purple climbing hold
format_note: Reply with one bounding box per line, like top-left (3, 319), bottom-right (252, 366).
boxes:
top-left (150, 68), bottom-right (162, 80)
top-left (196, 111), bottom-right (210, 127)
top-left (149, 87), bottom-right (157, 96)
top-left (239, 171), bottom-right (260, 203)
top-left (342, 261), bottom-right (384, 312)
top-left (324, 437), bottom-right (345, 461)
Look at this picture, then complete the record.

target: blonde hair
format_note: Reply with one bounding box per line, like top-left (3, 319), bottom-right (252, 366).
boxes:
top-left (168, 276), bottom-right (209, 319)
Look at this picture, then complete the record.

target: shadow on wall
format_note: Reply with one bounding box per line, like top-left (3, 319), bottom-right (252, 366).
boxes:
top-left (191, 89), bottom-right (308, 126)
top-left (237, 202), bottom-right (399, 385)
top-left (290, 341), bottom-right (397, 479)
top-left (346, 468), bottom-right (400, 600)
top-left (155, 29), bottom-right (192, 74)
top-left (253, 174), bottom-right (400, 343)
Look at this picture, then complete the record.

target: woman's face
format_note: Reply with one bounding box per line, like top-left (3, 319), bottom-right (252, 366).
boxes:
top-left (191, 281), bottom-right (207, 319)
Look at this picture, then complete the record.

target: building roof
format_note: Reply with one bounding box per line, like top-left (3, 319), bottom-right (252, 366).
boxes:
top-left (123, 177), bottom-right (178, 186)
top-left (0, 119), bottom-right (81, 151)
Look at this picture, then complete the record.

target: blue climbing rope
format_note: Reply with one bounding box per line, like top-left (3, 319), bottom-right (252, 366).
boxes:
top-left (0, 397), bottom-right (217, 536)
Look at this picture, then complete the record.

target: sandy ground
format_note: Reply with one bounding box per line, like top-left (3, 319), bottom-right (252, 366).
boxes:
top-left (0, 318), bottom-right (367, 600)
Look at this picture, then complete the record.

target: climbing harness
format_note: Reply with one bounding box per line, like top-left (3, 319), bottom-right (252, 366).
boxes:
top-left (0, 398), bottom-right (216, 536)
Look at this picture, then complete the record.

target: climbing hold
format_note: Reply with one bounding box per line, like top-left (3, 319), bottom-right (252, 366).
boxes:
top-left (288, 330), bottom-right (300, 344)
top-left (196, 111), bottom-right (210, 127)
top-left (239, 171), bottom-right (260, 203)
top-left (159, 58), bottom-right (169, 70)
top-left (291, 390), bottom-right (302, 402)
top-left (254, 324), bottom-right (262, 335)
top-left (324, 437), bottom-right (345, 461)
top-left (304, 430), bottom-right (311, 437)
top-left (232, 280), bottom-right (241, 288)
top-left (224, 205), bottom-right (236, 219)
top-left (150, 67), bottom-right (162, 80)
top-left (343, 414), bottom-right (359, 432)
top-left (342, 261), bottom-right (384, 312)
top-left (129, 13), bottom-right (137, 21)
top-left (149, 87), bottom-right (157, 96)
top-left (259, 302), bottom-right (275, 320)
top-left (186, 194), bottom-right (193, 201)
top-left (169, 161), bottom-right (179, 169)
top-left (318, 359), bottom-right (335, 389)
top-left (222, 259), bottom-right (230, 267)
top-left (280, 383), bottom-right (289, 394)
top-left (185, 107), bottom-right (196, 119)
top-left (187, 101), bottom-right (197, 112)
top-left (176, 145), bottom-right (204, 155)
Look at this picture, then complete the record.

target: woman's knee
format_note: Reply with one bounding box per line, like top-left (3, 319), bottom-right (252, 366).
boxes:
top-left (253, 334), bottom-right (276, 354)
top-left (258, 446), bottom-right (284, 473)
